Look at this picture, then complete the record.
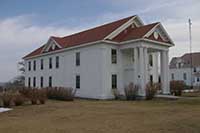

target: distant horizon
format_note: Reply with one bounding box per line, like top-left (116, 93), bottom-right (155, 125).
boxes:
top-left (0, 0), bottom-right (200, 82)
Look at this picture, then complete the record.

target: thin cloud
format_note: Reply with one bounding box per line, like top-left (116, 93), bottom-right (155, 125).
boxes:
top-left (164, 19), bottom-right (200, 59)
top-left (1, 0), bottom-right (200, 82)
top-left (0, 15), bottom-right (83, 82)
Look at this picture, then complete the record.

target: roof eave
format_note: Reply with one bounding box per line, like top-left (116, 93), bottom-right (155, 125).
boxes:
top-left (23, 40), bottom-right (104, 60)
top-left (120, 38), bottom-right (174, 47)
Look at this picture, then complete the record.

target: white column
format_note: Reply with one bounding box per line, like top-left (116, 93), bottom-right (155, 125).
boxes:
top-left (154, 52), bottom-right (159, 82)
top-left (165, 50), bottom-right (170, 93)
top-left (160, 50), bottom-right (170, 94)
top-left (118, 49), bottom-right (124, 93)
top-left (134, 47), bottom-right (138, 85)
top-left (139, 47), bottom-right (146, 96)
top-left (144, 47), bottom-right (148, 85)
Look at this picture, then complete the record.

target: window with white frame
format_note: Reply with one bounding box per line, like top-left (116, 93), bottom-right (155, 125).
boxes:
top-left (183, 73), bottom-right (187, 80)
top-left (150, 75), bottom-right (153, 83)
top-left (33, 77), bottom-right (36, 87)
top-left (41, 59), bottom-right (44, 70)
top-left (76, 75), bottom-right (80, 89)
top-left (112, 74), bottom-right (117, 89)
top-left (171, 73), bottom-right (174, 80)
top-left (49, 76), bottom-right (52, 87)
top-left (33, 60), bottom-right (36, 71)
top-left (28, 77), bottom-right (31, 87)
top-left (194, 67), bottom-right (197, 72)
top-left (40, 76), bottom-right (43, 88)
top-left (28, 61), bottom-right (31, 71)
top-left (56, 56), bottom-right (59, 68)
top-left (76, 52), bottom-right (80, 66)
top-left (197, 77), bottom-right (200, 82)
top-left (111, 49), bottom-right (117, 64)
top-left (49, 57), bottom-right (52, 69)
top-left (149, 54), bottom-right (153, 67)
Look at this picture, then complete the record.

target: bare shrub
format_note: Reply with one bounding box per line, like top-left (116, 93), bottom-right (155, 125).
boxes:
top-left (46, 87), bottom-right (76, 101)
top-left (18, 87), bottom-right (32, 99)
top-left (146, 83), bottom-right (159, 100)
top-left (13, 92), bottom-right (25, 106)
top-left (38, 89), bottom-right (47, 104)
top-left (1, 92), bottom-right (13, 107)
top-left (124, 83), bottom-right (139, 100)
top-left (170, 80), bottom-right (185, 96)
top-left (29, 89), bottom-right (39, 105)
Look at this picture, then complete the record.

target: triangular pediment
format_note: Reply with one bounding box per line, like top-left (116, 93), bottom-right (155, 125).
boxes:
top-left (104, 15), bottom-right (144, 40)
top-left (144, 23), bottom-right (174, 45)
top-left (42, 37), bottom-right (62, 53)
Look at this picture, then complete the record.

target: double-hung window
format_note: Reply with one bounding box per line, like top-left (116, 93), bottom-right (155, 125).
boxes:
top-left (149, 54), bottom-right (153, 67)
top-left (183, 73), bottom-right (187, 80)
top-left (28, 77), bottom-right (31, 87)
top-left (171, 73), bottom-right (174, 80)
top-left (28, 61), bottom-right (31, 71)
top-left (40, 77), bottom-right (43, 88)
top-left (56, 56), bottom-right (59, 68)
top-left (49, 76), bottom-right (52, 87)
top-left (112, 74), bottom-right (117, 89)
top-left (41, 59), bottom-right (44, 70)
top-left (111, 49), bottom-right (117, 64)
top-left (76, 75), bottom-right (80, 89)
top-left (76, 52), bottom-right (80, 66)
top-left (33, 77), bottom-right (36, 87)
top-left (49, 57), bottom-right (52, 69)
top-left (33, 60), bottom-right (36, 71)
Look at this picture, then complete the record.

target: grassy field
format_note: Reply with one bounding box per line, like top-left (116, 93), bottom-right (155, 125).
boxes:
top-left (0, 97), bottom-right (200, 133)
top-left (182, 92), bottom-right (200, 97)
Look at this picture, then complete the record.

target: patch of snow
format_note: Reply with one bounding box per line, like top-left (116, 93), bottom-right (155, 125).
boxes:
top-left (0, 108), bottom-right (12, 113)
top-left (183, 89), bottom-right (195, 93)
top-left (155, 94), bottom-right (180, 99)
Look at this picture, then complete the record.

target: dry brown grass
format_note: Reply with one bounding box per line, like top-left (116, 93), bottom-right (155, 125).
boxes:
top-left (0, 98), bottom-right (200, 133)
top-left (182, 92), bottom-right (200, 97)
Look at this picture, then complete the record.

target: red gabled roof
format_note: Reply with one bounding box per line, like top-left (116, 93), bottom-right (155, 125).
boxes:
top-left (23, 15), bottom-right (172, 59)
top-left (23, 16), bottom-right (135, 59)
top-left (170, 52), bottom-right (200, 69)
top-left (181, 53), bottom-right (200, 67)
top-left (52, 16), bottom-right (134, 48)
top-left (24, 45), bottom-right (45, 59)
top-left (112, 22), bottom-right (158, 42)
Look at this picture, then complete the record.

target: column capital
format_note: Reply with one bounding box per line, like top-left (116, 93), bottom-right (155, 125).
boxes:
top-left (138, 46), bottom-right (148, 49)
top-left (161, 49), bottom-right (169, 52)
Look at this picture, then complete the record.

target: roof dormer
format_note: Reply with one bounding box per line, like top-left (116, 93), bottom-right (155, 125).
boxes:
top-left (42, 37), bottom-right (62, 53)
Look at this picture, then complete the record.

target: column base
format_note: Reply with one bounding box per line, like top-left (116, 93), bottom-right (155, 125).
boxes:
top-left (162, 92), bottom-right (171, 95)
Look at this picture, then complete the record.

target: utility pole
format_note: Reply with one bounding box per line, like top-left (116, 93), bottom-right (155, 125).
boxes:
top-left (189, 19), bottom-right (193, 89)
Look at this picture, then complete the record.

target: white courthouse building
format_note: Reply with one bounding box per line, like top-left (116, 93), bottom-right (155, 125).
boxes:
top-left (170, 52), bottom-right (200, 87)
top-left (23, 15), bottom-right (174, 99)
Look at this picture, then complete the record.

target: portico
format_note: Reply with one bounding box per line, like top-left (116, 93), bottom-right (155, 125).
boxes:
top-left (120, 40), bottom-right (171, 96)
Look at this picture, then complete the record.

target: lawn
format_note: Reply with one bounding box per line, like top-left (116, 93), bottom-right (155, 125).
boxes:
top-left (0, 98), bottom-right (200, 133)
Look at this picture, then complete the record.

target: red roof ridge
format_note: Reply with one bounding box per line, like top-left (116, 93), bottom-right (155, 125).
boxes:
top-left (23, 45), bottom-right (45, 59)
top-left (51, 36), bottom-right (61, 39)
top-left (24, 16), bottom-right (169, 59)
top-left (182, 52), bottom-right (200, 57)
top-left (112, 22), bottom-right (159, 42)
top-left (140, 22), bottom-right (159, 27)
top-left (56, 15), bottom-right (136, 40)
top-left (23, 15), bottom-right (135, 59)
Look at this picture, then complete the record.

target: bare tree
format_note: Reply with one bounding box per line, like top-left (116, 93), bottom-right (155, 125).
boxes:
top-left (18, 61), bottom-right (25, 74)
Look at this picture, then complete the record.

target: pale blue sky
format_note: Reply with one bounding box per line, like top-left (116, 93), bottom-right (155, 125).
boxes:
top-left (0, 0), bottom-right (200, 82)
